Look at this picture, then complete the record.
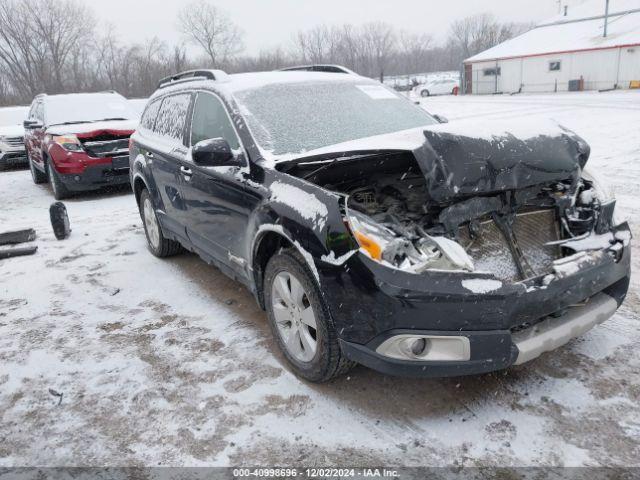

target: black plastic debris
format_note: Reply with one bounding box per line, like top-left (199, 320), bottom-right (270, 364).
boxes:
top-left (50, 202), bottom-right (71, 240)
top-left (0, 246), bottom-right (37, 260)
top-left (48, 388), bottom-right (63, 405)
top-left (0, 229), bottom-right (36, 246)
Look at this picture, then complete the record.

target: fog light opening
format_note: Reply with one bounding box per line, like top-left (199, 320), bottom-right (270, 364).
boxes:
top-left (376, 334), bottom-right (471, 362)
top-left (411, 338), bottom-right (428, 356)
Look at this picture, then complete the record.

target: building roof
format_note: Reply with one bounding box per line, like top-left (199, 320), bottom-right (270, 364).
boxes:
top-left (465, 0), bottom-right (640, 63)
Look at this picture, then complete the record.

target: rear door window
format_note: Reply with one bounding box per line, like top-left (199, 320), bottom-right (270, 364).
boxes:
top-left (189, 92), bottom-right (240, 150)
top-left (154, 93), bottom-right (192, 143)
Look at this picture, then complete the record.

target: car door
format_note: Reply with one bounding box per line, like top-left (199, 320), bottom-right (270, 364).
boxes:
top-left (180, 90), bottom-right (260, 273)
top-left (141, 93), bottom-right (193, 240)
top-left (25, 100), bottom-right (46, 168)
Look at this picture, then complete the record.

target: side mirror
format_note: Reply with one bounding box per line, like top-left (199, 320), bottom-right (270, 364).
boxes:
top-left (433, 114), bottom-right (449, 124)
top-left (23, 119), bottom-right (42, 129)
top-left (192, 138), bottom-right (238, 167)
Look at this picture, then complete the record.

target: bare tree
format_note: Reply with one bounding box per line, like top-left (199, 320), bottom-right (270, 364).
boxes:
top-left (24, 0), bottom-right (92, 93)
top-left (0, 1), bottom-right (534, 106)
top-left (449, 13), bottom-right (532, 61)
top-left (0, 0), bottom-right (47, 99)
top-left (361, 22), bottom-right (396, 80)
top-left (397, 31), bottom-right (433, 75)
top-left (177, 0), bottom-right (244, 67)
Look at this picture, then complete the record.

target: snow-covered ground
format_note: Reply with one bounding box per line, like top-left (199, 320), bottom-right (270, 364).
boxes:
top-left (0, 91), bottom-right (638, 467)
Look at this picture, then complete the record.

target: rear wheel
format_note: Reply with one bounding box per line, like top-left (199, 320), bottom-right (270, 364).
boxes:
top-left (421, 89), bottom-right (430, 97)
top-left (139, 189), bottom-right (182, 258)
top-left (29, 153), bottom-right (47, 184)
top-left (48, 161), bottom-right (70, 200)
top-left (264, 249), bottom-right (354, 382)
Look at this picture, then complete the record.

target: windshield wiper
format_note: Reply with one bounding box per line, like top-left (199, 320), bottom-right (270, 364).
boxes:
top-left (301, 153), bottom-right (382, 180)
top-left (95, 118), bottom-right (129, 122)
top-left (49, 118), bottom-right (131, 128)
top-left (49, 121), bottom-right (91, 127)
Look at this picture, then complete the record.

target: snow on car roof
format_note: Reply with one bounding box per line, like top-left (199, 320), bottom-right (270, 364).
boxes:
top-left (225, 71), bottom-right (367, 92)
top-left (466, 0), bottom-right (640, 63)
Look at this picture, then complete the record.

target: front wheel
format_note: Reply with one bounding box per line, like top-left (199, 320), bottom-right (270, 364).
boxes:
top-left (420, 89), bottom-right (430, 98)
top-left (264, 249), bottom-right (354, 382)
top-left (139, 189), bottom-right (182, 258)
top-left (29, 153), bottom-right (47, 184)
top-left (48, 161), bottom-right (70, 200)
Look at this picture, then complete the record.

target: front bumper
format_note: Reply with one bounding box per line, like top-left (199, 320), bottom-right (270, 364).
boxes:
top-left (50, 146), bottom-right (130, 192)
top-left (340, 291), bottom-right (621, 377)
top-left (58, 162), bottom-right (130, 192)
top-left (322, 223), bottom-right (631, 378)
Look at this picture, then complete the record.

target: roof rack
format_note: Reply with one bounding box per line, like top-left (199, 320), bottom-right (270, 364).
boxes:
top-left (157, 69), bottom-right (228, 89)
top-left (279, 65), bottom-right (356, 75)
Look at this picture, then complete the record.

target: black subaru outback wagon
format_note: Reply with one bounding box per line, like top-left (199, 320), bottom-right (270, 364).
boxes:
top-left (130, 68), bottom-right (631, 382)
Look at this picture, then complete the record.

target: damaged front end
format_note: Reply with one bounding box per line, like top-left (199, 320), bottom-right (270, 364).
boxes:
top-left (276, 122), bottom-right (631, 377)
top-left (283, 124), bottom-right (629, 286)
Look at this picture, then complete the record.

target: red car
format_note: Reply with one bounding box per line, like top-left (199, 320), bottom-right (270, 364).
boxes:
top-left (24, 92), bottom-right (139, 199)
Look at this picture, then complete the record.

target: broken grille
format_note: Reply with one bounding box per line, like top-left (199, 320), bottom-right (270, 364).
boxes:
top-left (80, 136), bottom-right (130, 158)
top-left (459, 209), bottom-right (561, 281)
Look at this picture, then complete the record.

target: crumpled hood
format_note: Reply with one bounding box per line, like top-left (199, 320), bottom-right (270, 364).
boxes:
top-left (46, 119), bottom-right (138, 136)
top-left (286, 118), bottom-right (589, 204)
top-left (418, 119), bottom-right (589, 204)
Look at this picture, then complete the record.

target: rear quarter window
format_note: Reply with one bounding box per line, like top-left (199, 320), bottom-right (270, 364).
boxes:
top-left (140, 99), bottom-right (162, 132)
top-left (154, 93), bottom-right (192, 142)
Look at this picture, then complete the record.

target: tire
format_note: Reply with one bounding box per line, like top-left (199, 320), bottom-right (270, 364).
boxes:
top-left (47, 161), bottom-right (71, 200)
top-left (29, 152), bottom-right (47, 184)
top-left (264, 249), bottom-right (354, 382)
top-left (139, 188), bottom-right (182, 258)
top-left (420, 89), bottom-right (430, 98)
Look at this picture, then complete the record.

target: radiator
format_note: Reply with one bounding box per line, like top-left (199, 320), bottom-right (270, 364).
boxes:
top-left (459, 209), bottom-right (561, 281)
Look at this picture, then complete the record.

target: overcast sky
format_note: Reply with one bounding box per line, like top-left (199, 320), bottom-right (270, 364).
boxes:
top-left (86, 0), bottom-right (582, 55)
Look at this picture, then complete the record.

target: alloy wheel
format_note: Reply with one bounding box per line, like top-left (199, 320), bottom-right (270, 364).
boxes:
top-left (29, 157), bottom-right (37, 182)
top-left (143, 196), bottom-right (160, 250)
top-left (271, 271), bottom-right (318, 363)
top-left (48, 163), bottom-right (57, 196)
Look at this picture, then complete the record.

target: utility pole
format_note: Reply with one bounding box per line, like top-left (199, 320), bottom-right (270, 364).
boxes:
top-left (604, 0), bottom-right (610, 37)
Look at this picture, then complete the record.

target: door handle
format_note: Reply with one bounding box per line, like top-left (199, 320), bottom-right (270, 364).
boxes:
top-left (180, 166), bottom-right (193, 177)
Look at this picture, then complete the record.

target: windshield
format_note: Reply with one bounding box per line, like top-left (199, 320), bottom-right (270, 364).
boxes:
top-left (0, 107), bottom-right (28, 127)
top-left (45, 94), bottom-right (137, 126)
top-left (233, 80), bottom-right (437, 157)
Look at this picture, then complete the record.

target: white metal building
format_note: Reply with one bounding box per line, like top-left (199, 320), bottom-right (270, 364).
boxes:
top-left (464, 0), bottom-right (640, 94)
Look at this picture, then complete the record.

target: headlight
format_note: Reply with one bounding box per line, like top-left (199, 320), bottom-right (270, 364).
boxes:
top-left (581, 168), bottom-right (614, 202)
top-left (50, 134), bottom-right (84, 152)
top-left (581, 168), bottom-right (625, 225)
top-left (346, 209), bottom-right (474, 273)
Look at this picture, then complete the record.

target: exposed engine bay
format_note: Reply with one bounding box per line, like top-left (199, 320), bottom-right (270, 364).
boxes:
top-left (283, 151), bottom-right (619, 282)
